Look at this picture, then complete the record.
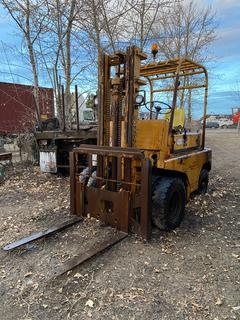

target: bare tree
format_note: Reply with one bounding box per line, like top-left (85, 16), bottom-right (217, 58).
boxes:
top-left (73, 0), bottom-right (174, 84)
top-left (1, 0), bottom-right (48, 127)
top-left (38, 0), bottom-right (79, 128)
top-left (1, 0), bottom-right (218, 128)
top-left (77, 0), bottom-right (134, 55)
top-left (152, 1), bottom-right (217, 117)
top-left (36, 0), bottom-right (94, 128)
top-left (154, 1), bottom-right (217, 61)
top-left (1, 0), bottom-right (88, 129)
top-left (80, 0), bottom-right (173, 53)
top-left (122, 0), bottom-right (172, 51)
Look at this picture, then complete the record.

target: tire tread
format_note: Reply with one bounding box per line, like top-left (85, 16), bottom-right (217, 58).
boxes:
top-left (152, 176), bottom-right (185, 230)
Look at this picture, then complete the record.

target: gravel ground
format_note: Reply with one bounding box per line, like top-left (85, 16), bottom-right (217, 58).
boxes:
top-left (0, 129), bottom-right (239, 320)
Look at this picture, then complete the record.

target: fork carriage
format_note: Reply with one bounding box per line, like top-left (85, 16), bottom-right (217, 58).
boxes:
top-left (70, 146), bottom-right (152, 239)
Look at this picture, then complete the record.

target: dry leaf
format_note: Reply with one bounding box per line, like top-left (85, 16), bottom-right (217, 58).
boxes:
top-left (85, 299), bottom-right (94, 308)
top-left (232, 306), bottom-right (240, 311)
top-left (74, 273), bottom-right (83, 279)
top-left (215, 298), bottom-right (223, 306)
top-left (24, 272), bottom-right (33, 277)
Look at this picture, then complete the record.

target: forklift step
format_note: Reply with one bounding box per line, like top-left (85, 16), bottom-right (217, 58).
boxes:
top-left (53, 230), bottom-right (128, 277)
top-left (3, 216), bottom-right (82, 251)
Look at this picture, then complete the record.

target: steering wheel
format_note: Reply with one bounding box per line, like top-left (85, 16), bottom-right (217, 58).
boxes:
top-left (144, 101), bottom-right (172, 119)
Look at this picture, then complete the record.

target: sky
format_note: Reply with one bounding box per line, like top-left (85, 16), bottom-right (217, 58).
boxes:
top-left (0, 0), bottom-right (240, 115)
top-left (204, 0), bottom-right (240, 114)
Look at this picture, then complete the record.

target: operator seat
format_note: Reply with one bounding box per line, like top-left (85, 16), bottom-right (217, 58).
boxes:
top-left (164, 107), bottom-right (185, 128)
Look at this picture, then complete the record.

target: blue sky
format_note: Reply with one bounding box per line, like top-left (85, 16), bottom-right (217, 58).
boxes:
top-left (204, 0), bottom-right (240, 113)
top-left (0, 0), bottom-right (240, 115)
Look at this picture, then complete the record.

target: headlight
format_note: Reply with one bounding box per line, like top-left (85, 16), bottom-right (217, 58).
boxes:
top-left (94, 95), bottom-right (98, 107)
top-left (135, 94), bottom-right (144, 105)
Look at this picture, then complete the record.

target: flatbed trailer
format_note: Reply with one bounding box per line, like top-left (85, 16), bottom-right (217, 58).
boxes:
top-left (35, 85), bottom-right (97, 173)
top-left (36, 125), bottom-right (97, 173)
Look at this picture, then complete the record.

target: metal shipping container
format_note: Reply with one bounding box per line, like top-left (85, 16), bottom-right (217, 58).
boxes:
top-left (0, 82), bottom-right (54, 134)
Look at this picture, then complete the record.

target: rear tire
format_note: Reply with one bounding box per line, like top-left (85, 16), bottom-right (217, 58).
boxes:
top-left (197, 169), bottom-right (209, 194)
top-left (152, 177), bottom-right (186, 231)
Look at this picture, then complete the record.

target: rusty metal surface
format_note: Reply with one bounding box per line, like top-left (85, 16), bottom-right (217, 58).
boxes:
top-left (97, 154), bottom-right (104, 186)
top-left (168, 59), bottom-right (182, 145)
top-left (74, 144), bottom-right (144, 158)
top-left (71, 146), bottom-right (152, 239)
top-left (70, 152), bottom-right (77, 215)
top-left (71, 50), bottom-right (153, 240)
top-left (70, 47), bottom-right (153, 240)
top-left (61, 85), bottom-right (66, 132)
top-left (125, 46), bottom-right (135, 147)
top-left (140, 58), bottom-right (206, 77)
top-left (35, 128), bottom-right (97, 140)
top-left (97, 52), bottom-right (111, 146)
top-left (140, 158), bottom-right (152, 239)
top-left (0, 82), bottom-right (54, 134)
top-left (86, 188), bottom-right (130, 232)
top-left (3, 216), bottom-right (82, 251)
top-left (53, 231), bottom-right (128, 277)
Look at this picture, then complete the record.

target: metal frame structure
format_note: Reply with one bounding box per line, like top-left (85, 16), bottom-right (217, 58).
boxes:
top-left (140, 58), bottom-right (208, 149)
top-left (70, 145), bottom-right (152, 239)
top-left (70, 47), bottom-right (153, 239)
top-left (70, 46), bottom-right (211, 240)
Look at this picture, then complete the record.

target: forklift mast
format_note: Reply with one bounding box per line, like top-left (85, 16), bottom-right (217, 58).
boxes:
top-left (98, 46), bottom-right (147, 148)
top-left (70, 47), bottom-right (152, 239)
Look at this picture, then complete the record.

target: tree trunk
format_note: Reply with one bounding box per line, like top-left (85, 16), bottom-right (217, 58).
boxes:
top-left (25, 0), bottom-right (41, 129)
top-left (64, 0), bottom-right (76, 129)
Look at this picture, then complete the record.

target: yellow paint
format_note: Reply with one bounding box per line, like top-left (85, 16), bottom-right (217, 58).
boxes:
top-left (132, 118), bottom-right (210, 199)
top-left (134, 119), bottom-right (169, 152)
top-left (102, 52), bottom-right (211, 202)
top-left (162, 149), bottom-right (211, 198)
top-left (173, 132), bottom-right (201, 151)
top-left (164, 107), bottom-right (185, 127)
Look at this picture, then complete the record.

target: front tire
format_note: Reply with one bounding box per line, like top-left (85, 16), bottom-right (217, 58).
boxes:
top-left (152, 177), bottom-right (186, 231)
top-left (197, 169), bottom-right (209, 194)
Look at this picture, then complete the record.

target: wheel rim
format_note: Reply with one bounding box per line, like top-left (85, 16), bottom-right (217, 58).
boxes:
top-left (168, 190), bottom-right (182, 225)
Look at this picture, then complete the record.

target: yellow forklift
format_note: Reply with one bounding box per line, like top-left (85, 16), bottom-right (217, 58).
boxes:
top-left (3, 45), bottom-right (211, 276)
top-left (70, 45), bottom-right (211, 240)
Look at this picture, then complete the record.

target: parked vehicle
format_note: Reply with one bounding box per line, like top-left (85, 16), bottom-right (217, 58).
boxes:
top-left (206, 121), bottom-right (219, 128)
top-left (36, 86), bottom-right (97, 174)
top-left (217, 119), bottom-right (233, 128)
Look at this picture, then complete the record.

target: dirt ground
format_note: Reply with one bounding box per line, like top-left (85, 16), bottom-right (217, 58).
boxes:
top-left (0, 129), bottom-right (239, 320)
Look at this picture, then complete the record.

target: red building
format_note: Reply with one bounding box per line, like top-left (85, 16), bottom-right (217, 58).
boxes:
top-left (0, 82), bottom-right (54, 134)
